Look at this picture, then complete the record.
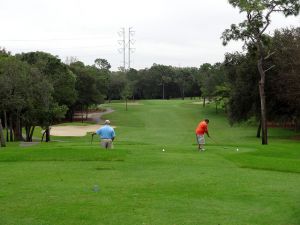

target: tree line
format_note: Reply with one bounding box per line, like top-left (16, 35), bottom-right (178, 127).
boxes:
top-left (0, 51), bottom-right (110, 143)
top-left (225, 27), bottom-right (300, 134)
top-left (222, 0), bottom-right (299, 144)
top-left (0, 26), bottom-right (299, 146)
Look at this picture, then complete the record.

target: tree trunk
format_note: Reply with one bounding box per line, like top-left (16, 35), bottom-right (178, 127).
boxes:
top-left (4, 111), bottom-right (8, 142)
top-left (9, 114), bottom-right (13, 142)
top-left (162, 83), bottom-right (165, 100)
top-left (25, 125), bottom-right (35, 142)
top-left (45, 127), bottom-right (50, 142)
top-left (81, 105), bottom-right (84, 123)
top-left (203, 97), bottom-right (206, 108)
top-left (29, 126), bottom-right (35, 142)
top-left (257, 57), bottom-right (268, 145)
top-left (0, 119), bottom-right (6, 147)
top-left (41, 130), bottom-right (45, 142)
top-left (70, 108), bottom-right (74, 122)
top-left (86, 106), bottom-right (88, 120)
top-left (125, 98), bottom-right (128, 111)
top-left (13, 112), bottom-right (23, 141)
top-left (256, 120), bottom-right (261, 138)
top-left (67, 108), bottom-right (74, 122)
top-left (25, 125), bottom-right (30, 142)
top-left (293, 117), bottom-right (298, 132)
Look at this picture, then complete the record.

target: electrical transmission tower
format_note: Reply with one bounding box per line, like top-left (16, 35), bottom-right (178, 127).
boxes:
top-left (118, 27), bottom-right (135, 71)
top-left (128, 27), bottom-right (135, 70)
top-left (118, 27), bottom-right (126, 71)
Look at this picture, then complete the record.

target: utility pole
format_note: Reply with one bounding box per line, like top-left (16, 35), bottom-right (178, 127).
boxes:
top-left (118, 27), bottom-right (126, 71)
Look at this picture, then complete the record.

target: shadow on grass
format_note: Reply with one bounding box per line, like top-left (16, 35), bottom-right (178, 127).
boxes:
top-left (224, 153), bottom-right (300, 174)
top-left (0, 145), bottom-right (126, 162)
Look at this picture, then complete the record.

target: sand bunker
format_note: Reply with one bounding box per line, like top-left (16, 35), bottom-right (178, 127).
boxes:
top-left (50, 125), bottom-right (116, 137)
top-left (49, 108), bottom-right (116, 137)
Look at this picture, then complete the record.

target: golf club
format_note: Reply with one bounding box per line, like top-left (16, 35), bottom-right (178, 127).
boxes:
top-left (209, 136), bottom-right (227, 149)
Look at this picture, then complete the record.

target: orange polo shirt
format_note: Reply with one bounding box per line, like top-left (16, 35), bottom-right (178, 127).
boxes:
top-left (195, 121), bottom-right (208, 135)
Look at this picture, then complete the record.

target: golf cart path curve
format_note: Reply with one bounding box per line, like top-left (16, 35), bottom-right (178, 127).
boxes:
top-left (88, 108), bottom-right (114, 124)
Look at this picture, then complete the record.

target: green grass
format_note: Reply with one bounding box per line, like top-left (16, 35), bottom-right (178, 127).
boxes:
top-left (0, 99), bottom-right (300, 225)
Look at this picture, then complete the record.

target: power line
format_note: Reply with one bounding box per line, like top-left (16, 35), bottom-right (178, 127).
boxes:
top-left (6, 44), bottom-right (115, 52)
top-left (0, 36), bottom-right (111, 42)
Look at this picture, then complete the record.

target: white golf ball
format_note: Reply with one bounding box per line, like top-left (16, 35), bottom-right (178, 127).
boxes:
top-left (236, 148), bottom-right (239, 151)
top-left (162, 149), bottom-right (165, 152)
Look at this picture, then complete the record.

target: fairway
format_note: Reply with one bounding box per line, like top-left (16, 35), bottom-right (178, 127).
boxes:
top-left (0, 100), bottom-right (300, 225)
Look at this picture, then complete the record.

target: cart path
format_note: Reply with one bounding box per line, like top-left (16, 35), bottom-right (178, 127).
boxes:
top-left (88, 108), bottom-right (115, 124)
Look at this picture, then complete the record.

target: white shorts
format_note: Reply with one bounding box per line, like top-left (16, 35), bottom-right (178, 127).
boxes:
top-left (100, 139), bottom-right (113, 149)
top-left (196, 134), bottom-right (205, 145)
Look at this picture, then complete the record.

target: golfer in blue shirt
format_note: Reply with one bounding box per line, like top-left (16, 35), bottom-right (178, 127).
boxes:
top-left (94, 120), bottom-right (116, 149)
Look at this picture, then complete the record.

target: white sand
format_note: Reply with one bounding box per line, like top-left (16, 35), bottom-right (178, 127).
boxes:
top-left (50, 125), bottom-right (116, 137)
top-left (49, 108), bottom-right (116, 137)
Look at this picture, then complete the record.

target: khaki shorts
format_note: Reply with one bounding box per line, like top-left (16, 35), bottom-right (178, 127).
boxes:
top-left (196, 134), bottom-right (205, 145)
top-left (100, 139), bottom-right (113, 149)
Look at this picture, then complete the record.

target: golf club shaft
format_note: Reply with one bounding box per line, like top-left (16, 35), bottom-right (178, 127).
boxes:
top-left (91, 133), bottom-right (94, 144)
top-left (209, 136), bottom-right (219, 144)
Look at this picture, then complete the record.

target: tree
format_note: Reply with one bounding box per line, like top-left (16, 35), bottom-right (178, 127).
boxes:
top-left (121, 82), bottom-right (132, 111)
top-left (267, 27), bottom-right (300, 130)
top-left (0, 57), bottom-right (30, 141)
top-left (224, 51), bottom-right (261, 126)
top-left (222, 0), bottom-right (300, 144)
top-left (149, 64), bottom-right (174, 99)
top-left (22, 67), bottom-right (54, 142)
top-left (107, 71), bottom-right (127, 100)
top-left (17, 51), bottom-right (77, 107)
top-left (0, 47), bottom-right (11, 58)
top-left (0, 119), bottom-right (6, 147)
top-left (213, 85), bottom-right (231, 113)
top-left (17, 52), bottom-right (76, 141)
top-left (174, 68), bottom-right (195, 100)
top-left (135, 68), bottom-right (161, 99)
top-left (94, 58), bottom-right (111, 70)
top-left (69, 61), bottom-right (108, 121)
top-left (198, 63), bottom-right (213, 107)
top-left (126, 68), bottom-right (139, 100)
top-left (187, 67), bottom-right (201, 99)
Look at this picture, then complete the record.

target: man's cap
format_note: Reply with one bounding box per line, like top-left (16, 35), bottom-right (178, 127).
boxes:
top-left (104, 120), bottom-right (110, 125)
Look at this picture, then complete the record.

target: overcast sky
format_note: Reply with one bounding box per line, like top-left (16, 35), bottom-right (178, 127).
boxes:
top-left (0, 0), bottom-right (299, 70)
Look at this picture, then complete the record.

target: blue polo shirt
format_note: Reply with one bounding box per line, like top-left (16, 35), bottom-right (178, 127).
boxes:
top-left (95, 125), bottom-right (115, 139)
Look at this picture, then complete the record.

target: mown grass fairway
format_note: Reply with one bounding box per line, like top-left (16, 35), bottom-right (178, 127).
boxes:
top-left (0, 100), bottom-right (300, 225)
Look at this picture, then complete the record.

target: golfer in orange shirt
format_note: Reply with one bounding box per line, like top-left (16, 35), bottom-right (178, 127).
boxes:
top-left (195, 119), bottom-right (210, 151)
